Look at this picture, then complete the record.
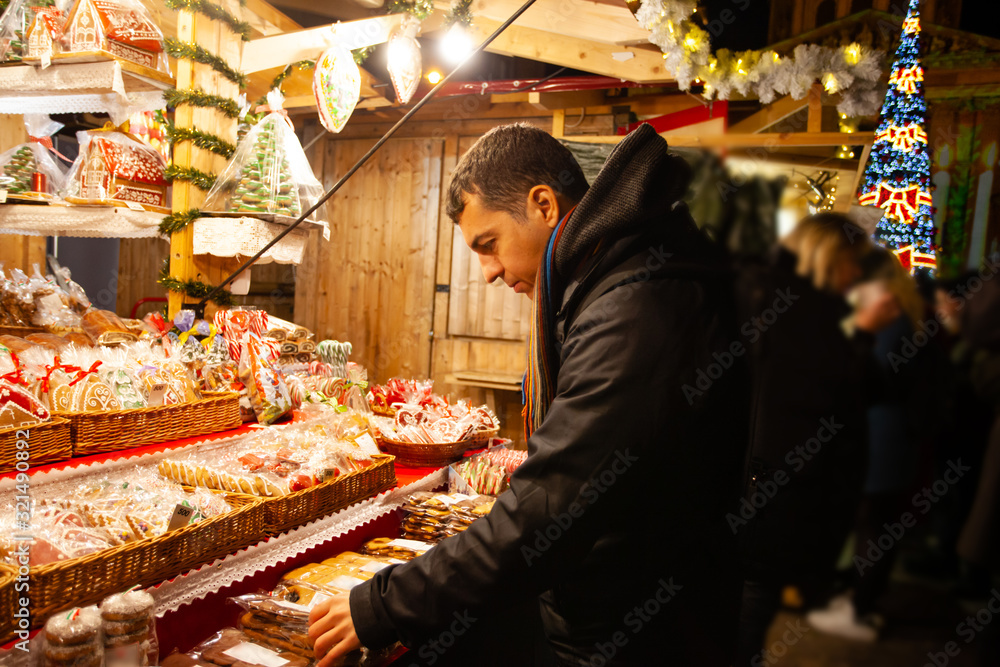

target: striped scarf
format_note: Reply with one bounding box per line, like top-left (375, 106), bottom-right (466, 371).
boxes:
top-left (523, 206), bottom-right (575, 439)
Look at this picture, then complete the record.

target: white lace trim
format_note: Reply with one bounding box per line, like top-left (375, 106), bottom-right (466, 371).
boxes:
top-left (151, 468), bottom-right (447, 616)
top-left (0, 203), bottom-right (166, 238)
top-left (192, 216), bottom-right (330, 265)
top-left (0, 61), bottom-right (166, 119)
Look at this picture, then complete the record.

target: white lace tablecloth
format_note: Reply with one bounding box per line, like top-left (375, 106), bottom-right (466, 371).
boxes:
top-left (151, 467), bottom-right (447, 616)
top-left (192, 216), bottom-right (330, 265)
top-left (0, 61), bottom-right (165, 116)
top-left (0, 203), bottom-right (165, 238)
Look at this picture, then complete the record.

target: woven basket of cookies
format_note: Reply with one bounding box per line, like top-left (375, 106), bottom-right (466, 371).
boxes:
top-left (0, 469), bottom-right (265, 642)
top-left (158, 414), bottom-right (397, 535)
top-left (0, 373), bottom-right (73, 473)
top-left (372, 402), bottom-right (500, 467)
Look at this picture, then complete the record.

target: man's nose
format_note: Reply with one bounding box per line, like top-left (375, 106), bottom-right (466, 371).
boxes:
top-left (478, 254), bottom-right (503, 284)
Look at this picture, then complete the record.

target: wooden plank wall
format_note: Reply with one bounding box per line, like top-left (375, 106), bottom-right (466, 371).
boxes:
top-left (296, 137), bottom-right (442, 384)
top-left (0, 114), bottom-right (44, 274)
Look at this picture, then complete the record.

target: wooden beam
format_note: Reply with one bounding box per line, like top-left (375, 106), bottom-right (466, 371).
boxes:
top-left (562, 131), bottom-right (875, 147)
top-left (807, 83), bottom-right (823, 133)
top-left (528, 89), bottom-right (607, 111)
top-left (468, 17), bottom-right (674, 84)
top-left (846, 142), bottom-right (872, 211)
top-left (551, 109), bottom-right (565, 138)
top-left (730, 150), bottom-right (860, 172)
top-left (729, 95), bottom-right (810, 134)
top-left (433, 0), bottom-right (650, 46)
top-left (240, 15), bottom-right (403, 74)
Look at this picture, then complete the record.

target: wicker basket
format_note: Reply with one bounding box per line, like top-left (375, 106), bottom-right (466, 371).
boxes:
top-left (59, 391), bottom-right (241, 457)
top-left (261, 454), bottom-right (396, 534)
top-left (0, 324), bottom-right (44, 338)
top-left (0, 564), bottom-right (14, 637)
top-left (0, 417), bottom-right (73, 474)
top-left (0, 493), bottom-right (265, 644)
top-left (378, 428), bottom-right (499, 468)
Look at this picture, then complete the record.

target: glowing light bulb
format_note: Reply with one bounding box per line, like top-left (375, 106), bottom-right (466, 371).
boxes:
top-left (426, 70), bottom-right (442, 85)
top-left (440, 24), bottom-right (474, 65)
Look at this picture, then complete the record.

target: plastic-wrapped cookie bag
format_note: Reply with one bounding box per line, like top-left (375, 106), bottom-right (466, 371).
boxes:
top-left (100, 589), bottom-right (158, 667)
top-left (41, 606), bottom-right (105, 667)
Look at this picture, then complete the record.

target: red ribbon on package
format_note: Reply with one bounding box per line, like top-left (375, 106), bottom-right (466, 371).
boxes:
top-left (67, 361), bottom-right (103, 387)
top-left (0, 352), bottom-right (27, 387)
top-left (29, 135), bottom-right (73, 164)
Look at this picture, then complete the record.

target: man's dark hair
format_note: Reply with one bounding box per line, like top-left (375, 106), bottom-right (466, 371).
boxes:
top-left (446, 123), bottom-right (589, 224)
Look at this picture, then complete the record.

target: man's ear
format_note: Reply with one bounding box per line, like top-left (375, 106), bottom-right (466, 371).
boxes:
top-left (527, 185), bottom-right (561, 230)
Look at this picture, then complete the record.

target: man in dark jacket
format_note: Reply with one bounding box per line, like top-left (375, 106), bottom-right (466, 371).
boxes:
top-left (308, 123), bottom-right (747, 666)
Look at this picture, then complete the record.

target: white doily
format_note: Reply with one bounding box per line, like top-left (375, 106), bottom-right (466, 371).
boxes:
top-left (0, 203), bottom-right (165, 238)
top-left (0, 61), bottom-right (166, 119)
top-left (192, 216), bottom-right (330, 265)
top-left (151, 468), bottom-right (447, 616)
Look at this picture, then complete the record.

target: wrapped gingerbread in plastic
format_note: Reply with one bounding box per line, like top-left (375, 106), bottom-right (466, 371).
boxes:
top-left (41, 606), bottom-right (105, 667)
top-left (202, 91), bottom-right (324, 219)
top-left (1, 267), bottom-right (37, 325)
top-left (63, 126), bottom-right (169, 212)
top-left (37, 0), bottom-right (170, 76)
top-left (99, 588), bottom-right (159, 667)
top-left (82, 308), bottom-right (138, 345)
top-left (29, 263), bottom-right (81, 328)
top-left (163, 628), bottom-right (311, 667)
top-left (0, 115), bottom-right (69, 200)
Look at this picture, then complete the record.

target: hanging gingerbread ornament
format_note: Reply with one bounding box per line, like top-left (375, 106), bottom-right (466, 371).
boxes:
top-left (387, 15), bottom-right (422, 105)
top-left (313, 43), bottom-right (361, 134)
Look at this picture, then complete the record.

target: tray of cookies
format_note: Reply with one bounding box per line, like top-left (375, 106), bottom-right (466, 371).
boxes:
top-left (0, 471), bottom-right (265, 643)
top-left (157, 414), bottom-right (397, 535)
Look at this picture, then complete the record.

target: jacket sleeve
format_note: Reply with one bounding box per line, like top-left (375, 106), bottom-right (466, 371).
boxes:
top-left (350, 279), bottom-right (706, 649)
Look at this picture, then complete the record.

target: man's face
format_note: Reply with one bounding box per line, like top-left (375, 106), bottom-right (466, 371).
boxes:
top-left (457, 188), bottom-right (561, 298)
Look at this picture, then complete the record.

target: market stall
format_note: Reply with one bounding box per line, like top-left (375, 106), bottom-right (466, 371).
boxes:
top-left (0, 0), bottom-right (998, 663)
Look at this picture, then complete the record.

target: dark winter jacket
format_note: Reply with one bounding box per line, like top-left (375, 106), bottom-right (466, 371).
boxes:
top-left (736, 248), bottom-right (875, 579)
top-left (350, 125), bottom-right (748, 666)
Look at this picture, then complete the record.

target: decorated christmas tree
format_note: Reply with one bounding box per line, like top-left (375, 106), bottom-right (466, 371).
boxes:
top-left (858, 0), bottom-right (935, 273)
top-left (2, 145), bottom-right (36, 193)
top-left (229, 117), bottom-right (301, 217)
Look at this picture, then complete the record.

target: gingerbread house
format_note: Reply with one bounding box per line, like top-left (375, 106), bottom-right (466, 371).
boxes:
top-left (74, 131), bottom-right (168, 210)
top-left (61, 0), bottom-right (164, 69)
top-left (24, 8), bottom-right (64, 60)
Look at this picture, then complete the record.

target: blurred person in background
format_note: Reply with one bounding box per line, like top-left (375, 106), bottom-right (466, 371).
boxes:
top-left (735, 213), bottom-right (901, 666)
top-left (900, 275), bottom-right (994, 599)
top-left (954, 264), bottom-right (1000, 665)
top-left (808, 246), bottom-right (942, 640)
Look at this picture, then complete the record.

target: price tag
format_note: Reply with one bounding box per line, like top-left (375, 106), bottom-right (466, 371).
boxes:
top-left (124, 201), bottom-right (146, 211)
top-left (223, 643), bottom-right (289, 667)
top-left (0, 190), bottom-right (7, 204)
top-left (360, 560), bottom-right (393, 574)
top-left (105, 643), bottom-right (140, 667)
top-left (387, 538), bottom-right (433, 552)
top-left (40, 52), bottom-right (51, 69)
top-left (354, 432), bottom-right (380, 456)
top-left (146, 382), bottom-right (169, 407)
top-left (273, 599), bottom-right (309, 613)
top-left (167, 503), bottom-right (194, 531)
top-left (327, 574), bottom-right (366, 591)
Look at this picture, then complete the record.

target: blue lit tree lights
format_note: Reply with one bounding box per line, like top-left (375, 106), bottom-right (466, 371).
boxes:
top-left (858, 0), bottom-right (936, 273)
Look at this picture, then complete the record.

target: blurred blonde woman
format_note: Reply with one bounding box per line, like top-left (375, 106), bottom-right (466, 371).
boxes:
top-left (809, 244), bottom-right (939, 641)
top-left (737, 213), bottom-right (902, 665)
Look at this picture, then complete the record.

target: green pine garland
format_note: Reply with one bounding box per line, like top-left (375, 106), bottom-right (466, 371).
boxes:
top-left (159, 208), bottom-right (202, 235)
top-left (443, 0), bottom-right (473, 28)
top-left (165, 38), bottom-right (247, 87)
top-left (164, 0), bottom-right (252, 41)
top-left (164, 88), bottom-right (241, 118)
top-left (254, 60), bottom-right (315, 106)
top-left (159, 265), bottom-right (236, 306)
top-left (167, 125), bottom-right (236, 158)
top-left (353, 46), bottom-right (374, 65)
top-left (165, 164), bottom-right (217, 191)
top-left (387, 0), bottom-right (433, 20)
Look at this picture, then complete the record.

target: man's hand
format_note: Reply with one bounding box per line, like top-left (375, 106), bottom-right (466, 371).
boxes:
top-left (309, 593), bottom-right (362, 667)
